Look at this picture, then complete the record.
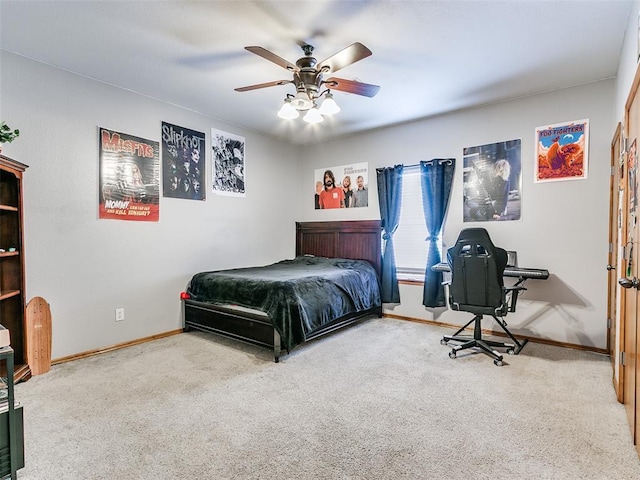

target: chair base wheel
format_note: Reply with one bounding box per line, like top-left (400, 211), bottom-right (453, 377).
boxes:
top-left (441, 338), bottom-right (449, 345)
top-left (449, 350), bottom-right (457, 359)
top-left (494, 359), bottom-right (503, 366)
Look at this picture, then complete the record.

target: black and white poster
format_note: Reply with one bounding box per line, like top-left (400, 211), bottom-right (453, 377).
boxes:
top-left (211, 128), bottom-right (245, 197)
top-left (161, 122), bottom-right (205, 200)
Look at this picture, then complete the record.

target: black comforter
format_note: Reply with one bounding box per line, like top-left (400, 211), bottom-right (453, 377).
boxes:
top-left (186, 256), bottom-right (381, 350)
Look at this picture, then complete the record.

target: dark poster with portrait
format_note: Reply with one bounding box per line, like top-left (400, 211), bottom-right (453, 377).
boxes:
top-left (99, 127), bottom-right (160, 221)
top-left (463, 139), bottom-right (522, 222)
top-left (161, 122), bottom-right (205, 200)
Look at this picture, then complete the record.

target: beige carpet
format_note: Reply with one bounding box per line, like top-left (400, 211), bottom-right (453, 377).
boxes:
top-left (13, 317), bottom-right (640, 479)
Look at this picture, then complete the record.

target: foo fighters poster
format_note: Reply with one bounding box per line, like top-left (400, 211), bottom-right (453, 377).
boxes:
top-left (535, 119), bottom-right (589, 182)
top-left (99, 127), bottom-right (160, 221)
top-left (161, 122), bottom-right (205, 200)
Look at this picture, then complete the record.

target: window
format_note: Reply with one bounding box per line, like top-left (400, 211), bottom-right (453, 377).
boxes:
top-left (394, 167), bottom-right (429, 280)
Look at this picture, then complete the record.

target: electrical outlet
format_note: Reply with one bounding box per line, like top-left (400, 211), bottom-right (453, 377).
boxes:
top-left (115, 308), bottom-right (125, 322)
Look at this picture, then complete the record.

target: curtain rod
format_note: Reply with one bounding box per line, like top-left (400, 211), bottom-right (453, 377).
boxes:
top-left (404, 158), bottom-right (455, 170)
top-left (376, 159), bottom-right (455, 173)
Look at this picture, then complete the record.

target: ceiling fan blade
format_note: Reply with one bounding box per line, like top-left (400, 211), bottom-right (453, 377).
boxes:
top-left (317, 42), bottom-right (372, 74)
top-left (324, 77), bottom-right (380, 97)
top-left (245, 46), bottom-right (298, 72)
top-left (234, 80), bottom-right (293, 92)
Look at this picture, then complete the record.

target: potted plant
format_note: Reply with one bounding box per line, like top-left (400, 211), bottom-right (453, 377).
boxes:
top-left (0, 121), bottom-right (20, 152)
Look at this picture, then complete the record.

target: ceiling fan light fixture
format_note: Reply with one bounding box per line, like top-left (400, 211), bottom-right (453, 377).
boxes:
top-left (319, 92), bottom-right (340, 116)
top-left (291, 91), bottom-right (314, 110)
top-left (303, 107), bottom-right (324, 124)
top-left (277, 98), bottom-right (299, 119)
top-left (237, 42), bottom-right (379, 126)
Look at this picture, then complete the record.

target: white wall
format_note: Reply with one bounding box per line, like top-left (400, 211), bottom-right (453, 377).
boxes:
top-left (1, 51), bottom-right (299, 359)
top-left (298, 80), bottom-right (615, 350)
top-left (615, 1), bottom-right (640, 125)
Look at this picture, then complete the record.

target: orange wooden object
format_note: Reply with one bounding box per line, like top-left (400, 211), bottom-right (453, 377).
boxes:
top-left (25, 297), bottom-right (52, 375)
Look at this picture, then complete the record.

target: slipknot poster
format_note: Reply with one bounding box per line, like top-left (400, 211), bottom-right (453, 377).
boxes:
top-left (535, 119), bottom-right (589, 183)
top-left (99, 127), bottom-right (160, 221)
top-left (161, 122), bottom-right (205, 200)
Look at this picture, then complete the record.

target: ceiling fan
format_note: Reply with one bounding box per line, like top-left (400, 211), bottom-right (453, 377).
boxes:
top-left (234, 42), bottom-right (380, 122)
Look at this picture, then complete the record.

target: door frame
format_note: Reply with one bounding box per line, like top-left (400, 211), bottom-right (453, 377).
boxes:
top-left (609, 122), bottom-right (624, 403)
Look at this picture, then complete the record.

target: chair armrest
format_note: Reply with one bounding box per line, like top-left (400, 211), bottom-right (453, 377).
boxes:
top-left (442, 280), bottom-right (452, 309)
top-left (504, 285), bottom-right (526, 293)
top-left (503, 285), bottom-right (526, 313)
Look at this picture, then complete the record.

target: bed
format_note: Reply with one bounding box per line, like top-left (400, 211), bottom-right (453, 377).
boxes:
top-left (181, 220), bottom-right (383, 361)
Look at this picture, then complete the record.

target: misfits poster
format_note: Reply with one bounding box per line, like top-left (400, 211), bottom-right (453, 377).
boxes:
top-left (535, 119), bottom-right (589, 182)
top-left (212, 128), bottom-right (245, 197)
top-left (99, 127), bottom-right (160, 221)
top-left (161, 122), bottom-right (205, 200)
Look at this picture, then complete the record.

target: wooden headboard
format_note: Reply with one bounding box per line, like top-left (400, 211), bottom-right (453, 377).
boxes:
top-left (295, 220), bottom-right (382, 278)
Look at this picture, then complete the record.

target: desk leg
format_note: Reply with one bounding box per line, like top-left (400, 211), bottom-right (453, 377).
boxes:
top-left (7, 353), bottom-right (16, 480)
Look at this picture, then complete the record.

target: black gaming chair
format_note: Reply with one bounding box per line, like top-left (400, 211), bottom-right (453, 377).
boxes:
top-left (441, 228), bottom-right (527, 366)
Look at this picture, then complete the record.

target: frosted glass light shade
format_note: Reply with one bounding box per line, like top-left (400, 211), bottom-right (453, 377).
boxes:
top-left (303, 107), bottom-right (324, 124)
top-left (277, 100), bottom-right (299, 119)
top-left (291, 91), bottom-right (313, 110)
top-left (319, 96), bottom-right (340, 115)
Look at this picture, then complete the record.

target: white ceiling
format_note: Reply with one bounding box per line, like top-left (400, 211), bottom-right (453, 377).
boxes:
top-left (0, 0), bottom-right (633, 146)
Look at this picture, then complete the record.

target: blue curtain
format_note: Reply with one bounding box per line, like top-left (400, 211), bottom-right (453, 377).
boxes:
top-left (376, 165), bottom-right (404, 303)
top-left (420, 159), bottom-right (455, 307)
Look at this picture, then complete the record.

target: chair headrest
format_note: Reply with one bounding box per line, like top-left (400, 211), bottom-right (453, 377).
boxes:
top-left (449, 228), bottom-right (506, 269)
top-left (453, 228), bottom-right (496, 248)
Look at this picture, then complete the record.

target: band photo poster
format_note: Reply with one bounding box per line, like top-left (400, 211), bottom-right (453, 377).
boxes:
top-left (211, 128), bottom-right (245, 197)
top-left (534, 119), bottom-right (589, 183)
top-left (314, 162), bottom-right (369, 209)
top-left (463, 139), bottom-right (522, 223)
top-left (161, 122), bottom-right (205, 200)
top-left (99, 127), bottom-right (160, 221)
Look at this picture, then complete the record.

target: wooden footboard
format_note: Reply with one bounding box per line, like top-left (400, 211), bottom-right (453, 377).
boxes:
top-left (183, 300), bottom-right (284, 361)
top-left (183, 300), bottom-right (382, 362)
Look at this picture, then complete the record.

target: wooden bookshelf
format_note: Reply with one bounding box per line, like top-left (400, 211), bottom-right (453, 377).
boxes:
top-left (0, 155), bottom-right (31, 383)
